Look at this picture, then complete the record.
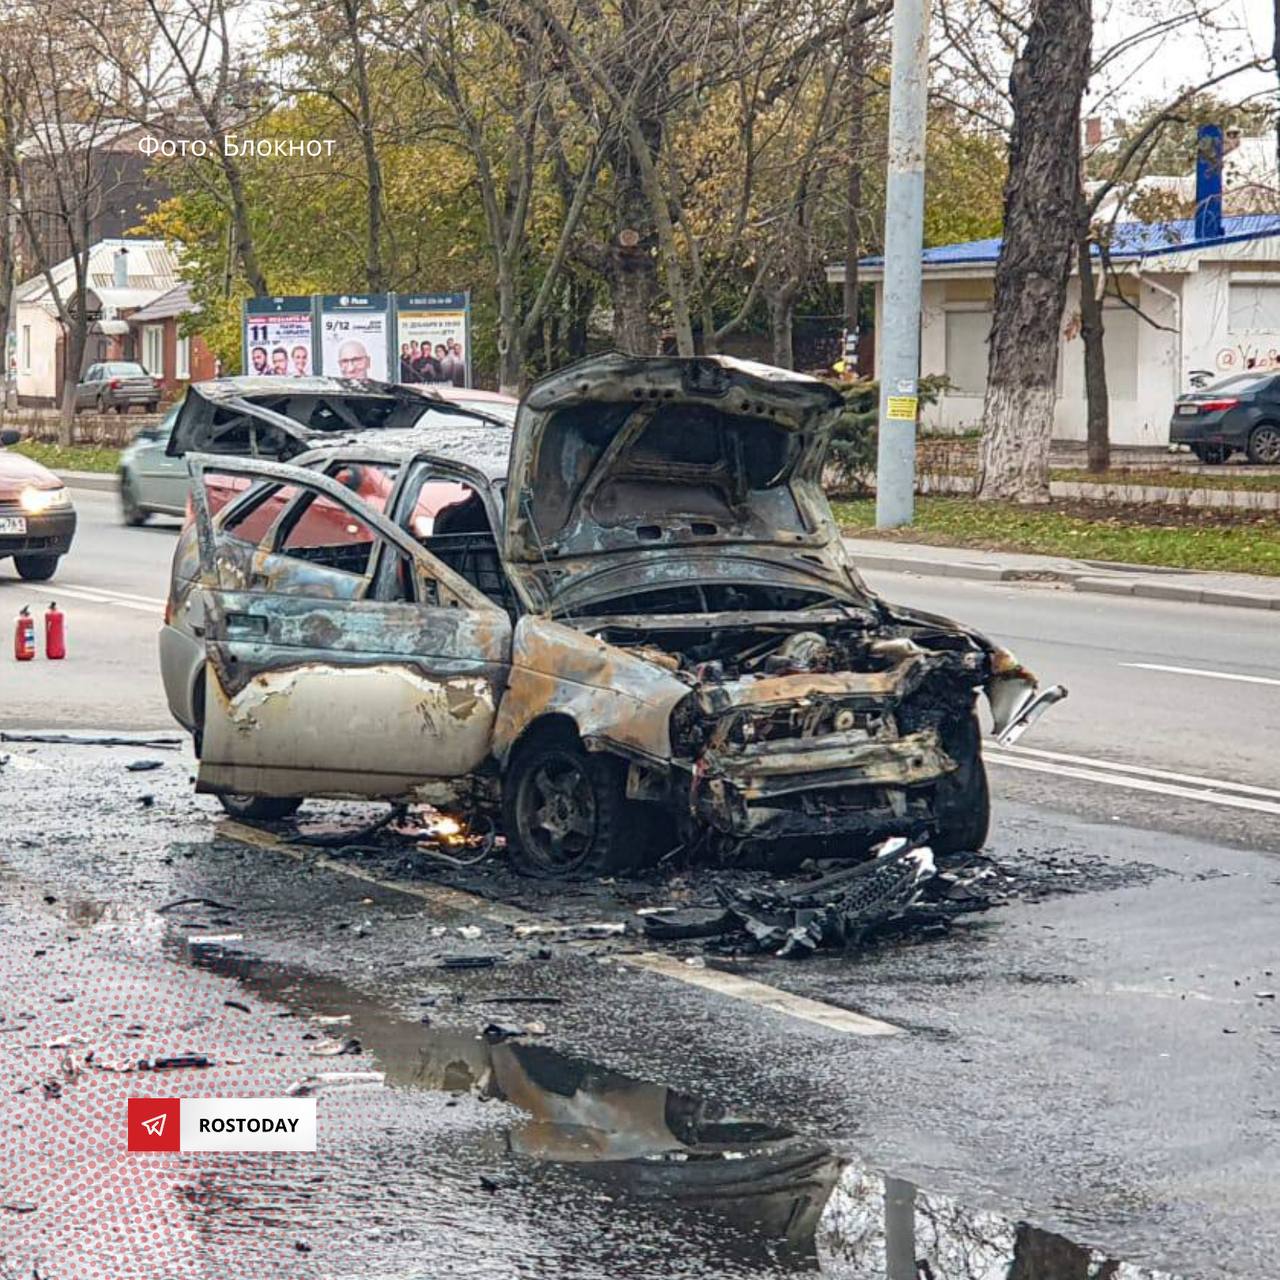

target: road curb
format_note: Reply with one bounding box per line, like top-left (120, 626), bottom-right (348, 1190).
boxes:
top-left (849, 547), bottom-right (1280, 613)
top-left (58, 470), bottom-right (118, 493)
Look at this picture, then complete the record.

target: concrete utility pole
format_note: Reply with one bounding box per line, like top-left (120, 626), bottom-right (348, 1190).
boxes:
top-left (874, 0), bottom-right (932, 528)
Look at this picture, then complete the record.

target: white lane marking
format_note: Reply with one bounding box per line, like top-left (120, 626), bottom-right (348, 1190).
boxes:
top-left (1121, 661), bottom-right (1280, 688)
top-left (986, 752), bottom-right (1280, 818)
top-left (624, 952), bottom-right (899, 1036)
top-left (48, 585), bottom-right (161, 614)
top-left (219, 820), bottom-right (901, 1039)
top-left (996, 744), bottom-right (1280, 802)
top-left (61, 582), bottom-right (163, 606)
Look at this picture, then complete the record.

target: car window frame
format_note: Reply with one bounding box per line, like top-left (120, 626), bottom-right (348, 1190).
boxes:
top-left (188, 453), bottom-right (501, 615)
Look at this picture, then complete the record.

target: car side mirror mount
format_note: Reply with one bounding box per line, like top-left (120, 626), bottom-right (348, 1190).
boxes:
top-left (0, 428), bottom-right (20, 447)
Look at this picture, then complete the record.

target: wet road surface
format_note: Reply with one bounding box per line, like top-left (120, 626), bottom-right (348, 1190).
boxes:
top-left (1, 737), bottom-right (1277, 1278)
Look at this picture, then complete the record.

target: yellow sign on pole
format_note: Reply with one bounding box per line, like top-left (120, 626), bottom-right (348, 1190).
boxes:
top-left (885, 395), bottom-right (918, 421)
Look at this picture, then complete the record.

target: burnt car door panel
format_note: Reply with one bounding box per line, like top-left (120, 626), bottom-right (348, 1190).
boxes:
top-left (188, 456), bottom-right (511, 803)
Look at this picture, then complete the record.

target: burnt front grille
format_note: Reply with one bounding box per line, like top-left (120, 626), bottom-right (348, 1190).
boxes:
top-left (716, 704), bottom-right (891, 748)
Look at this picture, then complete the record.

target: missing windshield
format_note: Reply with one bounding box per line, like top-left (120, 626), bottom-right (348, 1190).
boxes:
top-left (532, 402), bottom-right (806, 544)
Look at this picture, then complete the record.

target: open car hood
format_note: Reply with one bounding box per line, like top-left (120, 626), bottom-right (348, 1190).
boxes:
top-left (165, 376), bottom-right (503, 460)
top-left (502, 354), bottom-right (856, 613)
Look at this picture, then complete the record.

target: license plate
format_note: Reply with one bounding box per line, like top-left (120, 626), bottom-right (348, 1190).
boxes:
top-left (1177, 404), bottom-right (1198, 415)
top-left (0, 515), bottom-right (27, 534)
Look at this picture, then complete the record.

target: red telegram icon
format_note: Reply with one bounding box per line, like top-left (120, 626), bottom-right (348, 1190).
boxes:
top-left (128, 1098), bottom-right (181, 1152)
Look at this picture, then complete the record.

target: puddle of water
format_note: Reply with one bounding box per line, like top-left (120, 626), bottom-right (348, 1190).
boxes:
top-left (185, 940), bottom-right (1185, 1279)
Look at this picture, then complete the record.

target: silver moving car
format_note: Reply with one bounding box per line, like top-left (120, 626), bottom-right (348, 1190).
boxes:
top-left (161, 356), bottom-right (1064, 873)
top-left (118, 404), bottom-right (187, 524)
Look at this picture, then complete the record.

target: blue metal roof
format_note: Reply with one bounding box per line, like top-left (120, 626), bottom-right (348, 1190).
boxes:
top-left (860, 212), bottom-right (1280, 269)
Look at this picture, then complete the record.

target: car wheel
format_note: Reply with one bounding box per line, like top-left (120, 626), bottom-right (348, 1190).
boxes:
top-left (931, 713), bottom-right (991, 855)
top-left (1247, 423), bottom-right (1280, 465)
top-left (120, 472), bottom-right (148, 526)
top-left (503, 727), bottom-right (648, 876)
top-left (216, 794), bottom-right (303, 822)
top-left (14, 554), bottom-right (60, 582)
top-left (1191, 443), bottom-right (1229, 465)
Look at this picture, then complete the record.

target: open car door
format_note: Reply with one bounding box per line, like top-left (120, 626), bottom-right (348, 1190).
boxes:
top-left (188, 455), bottom-right (511, 804)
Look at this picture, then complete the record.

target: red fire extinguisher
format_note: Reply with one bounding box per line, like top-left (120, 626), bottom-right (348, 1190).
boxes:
top-left (14, 606), bottom-right (35, 661)
top-left (44, 602), bottom-right (65, 660)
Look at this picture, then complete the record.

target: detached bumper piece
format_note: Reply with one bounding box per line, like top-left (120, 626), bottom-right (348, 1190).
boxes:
top-left (644, 836), bottom-right (997, 959)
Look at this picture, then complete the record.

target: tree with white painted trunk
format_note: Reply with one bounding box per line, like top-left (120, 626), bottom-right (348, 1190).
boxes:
top-left (974, 0), bottom-right (1091, 503)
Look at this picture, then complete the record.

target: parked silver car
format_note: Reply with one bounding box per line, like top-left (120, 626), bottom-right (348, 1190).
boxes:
top-left (76, 361), bottom-right (161, 414)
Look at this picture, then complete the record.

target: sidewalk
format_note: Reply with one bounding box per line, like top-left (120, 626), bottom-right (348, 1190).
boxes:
top-left (843, 536), bottom-right (1280, 612)
top-left (59, 469), bottom-right (117, 492)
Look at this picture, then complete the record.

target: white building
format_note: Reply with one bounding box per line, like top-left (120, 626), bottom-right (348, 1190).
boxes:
top-left (1088, 132), bottom-right (1278, 224)
top-left (12, 239), bottom-right (180, 405)
top-left (828, 213), bottom-right (1280, 447)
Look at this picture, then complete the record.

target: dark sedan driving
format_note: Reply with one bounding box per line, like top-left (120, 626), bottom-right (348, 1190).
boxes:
top-left (1169, 370), bottom-right (1280, 464)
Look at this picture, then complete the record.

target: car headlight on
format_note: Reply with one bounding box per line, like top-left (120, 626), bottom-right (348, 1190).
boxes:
top-left (20, 485), bottom-right (71, 514)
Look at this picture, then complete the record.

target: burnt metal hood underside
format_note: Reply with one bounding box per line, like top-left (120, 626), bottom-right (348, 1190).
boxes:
top-left (503, 354), bottom-right (852, 613)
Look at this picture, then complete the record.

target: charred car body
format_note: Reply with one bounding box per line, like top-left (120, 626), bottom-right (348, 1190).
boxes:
top-left (162, 356), bottom-right (1063, 873)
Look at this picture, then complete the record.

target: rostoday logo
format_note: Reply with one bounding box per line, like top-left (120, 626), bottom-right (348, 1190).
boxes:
top-left (127, 1098), bottom-right (316, 1152)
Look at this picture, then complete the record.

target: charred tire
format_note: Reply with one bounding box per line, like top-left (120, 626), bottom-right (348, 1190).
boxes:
top-left (216, 794), bottom-right (303, 822)
top-left (503, 728), bottom-right (648, 877)
top-left (120, 473), bottom-right (148, 526)
top-left (1247, 423), bottom-right (1280, 465)
top-left (15, 554), bottom-right (59, 582)
top-left (931, 714), bottom-right (991, 855)
top-left (1191, 443), bottom-right (1229, 465)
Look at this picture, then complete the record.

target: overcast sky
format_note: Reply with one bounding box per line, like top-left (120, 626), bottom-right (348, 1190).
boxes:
top-left (1089, 0), bottom-right (1274, 116)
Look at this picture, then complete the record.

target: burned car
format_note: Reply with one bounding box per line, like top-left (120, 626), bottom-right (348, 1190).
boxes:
top-left (163, 355), bottom-right (1063, 874)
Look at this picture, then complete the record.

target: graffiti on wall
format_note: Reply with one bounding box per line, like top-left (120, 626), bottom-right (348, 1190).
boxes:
top-left (1216, 344), bottom-right (1280, 372)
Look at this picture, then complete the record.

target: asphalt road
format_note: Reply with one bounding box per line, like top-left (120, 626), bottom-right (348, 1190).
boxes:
top-left (0, 743), bottom-right (1277, 1279)
top-left (3, 491), bottom-right (1280, 1277)
top-left (0, 488), bottom-right (176, 729)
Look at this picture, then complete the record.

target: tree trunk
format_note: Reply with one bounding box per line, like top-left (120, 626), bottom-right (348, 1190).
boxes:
top-left (603, 136), bottom-right (658, 354)
top-left (343, 0), bottom-right (385, 292)
top-left (1076, 224), bottom-right (1110, 473)
top-left (1274, 0), bottom-right (1280, 182)
top-left (58, 317), bottom-right (87, 447)
top-left (567, 277), bottom-right (593, 360)
top-left (496, 268), bottom-right (523, 397)
top-left (768, 284), bottom-right (798, 369)
top-left (221, 155), bottom-right (268, 297)
top-left (975, 0), bottom-right (1091, 503)
top-left (842, 25), bottom-right (865, 341)
top-left (624, 118), bottom-right (694, 356)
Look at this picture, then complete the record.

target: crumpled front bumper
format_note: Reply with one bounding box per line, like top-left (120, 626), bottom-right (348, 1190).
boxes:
top-left (679, 648), bottom-right (1067, 842)
top-left (690, 724), bottom-right (956, 840)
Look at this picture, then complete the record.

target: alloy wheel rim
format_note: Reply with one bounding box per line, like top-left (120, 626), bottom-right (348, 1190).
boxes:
top-left (520, 753), bottom-right (597, 868)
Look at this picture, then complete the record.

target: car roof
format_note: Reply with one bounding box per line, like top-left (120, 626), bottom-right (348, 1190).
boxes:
top-left (191, 374), bottom-right (409, 401)
top-left (295, 421), bottom-right (513, 481)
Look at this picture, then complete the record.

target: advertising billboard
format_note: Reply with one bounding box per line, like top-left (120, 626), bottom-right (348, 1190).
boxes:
top-left (242, 297), bottom-right (315, 377)
top-left (317, 294), bottom-right (391, 381)
top-left (394, 293), bottom-right (471, 388)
